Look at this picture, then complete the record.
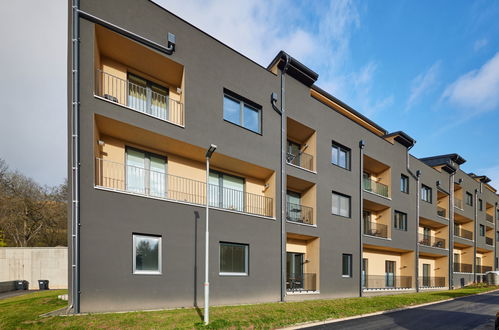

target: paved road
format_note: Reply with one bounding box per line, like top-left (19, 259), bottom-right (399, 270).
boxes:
top-left (306, 290), bottom-right (499, 330)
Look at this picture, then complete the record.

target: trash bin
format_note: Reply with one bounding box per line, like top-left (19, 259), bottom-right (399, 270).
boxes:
top-left (15, 280), bottom-right (29, 290)
top-left (486, 271), bottom-right (499, 285)
top-left (38, 280), bottom-right (49, 290)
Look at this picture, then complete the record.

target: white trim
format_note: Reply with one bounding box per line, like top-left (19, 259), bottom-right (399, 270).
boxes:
top-left (219, 272), bottom-right (248, 277)
top-left (363, 234), bottom-right (392, 241)
top-left (417, 243), bottom-right (448, 251)
top-left (287, 290), bottom-right (320, 295)
top-left (133, 234), bottom-right (162, 275)
top-left (363, 189), bottom-right (392, 200)
top-left (286, 220), bottom-right (317, 228)
top-left (286, 162), bottom-right (317, 174)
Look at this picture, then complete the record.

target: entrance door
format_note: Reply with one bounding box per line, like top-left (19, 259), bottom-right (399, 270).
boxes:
top-left (287, 252), bottom-right (304, 291)
top-left (362, 258), bottom-right (368, 288)
top-left (385, 261), bottom-right (395, 288)
top-left (422, 263), bottom-right (430, 287)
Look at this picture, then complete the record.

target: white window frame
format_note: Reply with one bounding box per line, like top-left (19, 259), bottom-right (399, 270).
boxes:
top-left (219, 242), bottom-right (249, 276)
top-left (133, 234), bottom-right (162, 275)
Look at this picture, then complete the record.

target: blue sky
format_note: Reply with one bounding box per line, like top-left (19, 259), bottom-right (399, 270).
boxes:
top-left (157, 0), bottom-right (499, 185)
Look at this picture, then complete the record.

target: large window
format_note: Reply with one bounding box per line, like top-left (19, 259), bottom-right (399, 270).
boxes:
top-left (126, 147), bottom-right (167, 197)
top-left (128, 73), bottom-right (169, 120)
top-left (465, 192), bottom-right (473, 206)
top-left (342, 254), bottom-right (352, 277)
top-left (133, 234), bottom-right (162, 274)
top-left (332, 192), bottom-right (351, 217)
top-left (219, 242), bottom-right (249, 275)
top-left (331, 142), bottom-right (350, 170)
top-left (400, 174), bottom-right (409, 194)
top-left (209, 170), bottom-right (244, 212)
top-left (421, 185), bottom-right (432, 203)
top-left (394, 211), bottom-right (407, 231)
top-left (223, 92), bottom-right (261, 134)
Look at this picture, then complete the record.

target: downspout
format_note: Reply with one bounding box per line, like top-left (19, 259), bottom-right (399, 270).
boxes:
top-left (449, 173), bottom-right (455, 290)
top-left (495, 202), bottom-right (498, 271)
top-left (406, 148), bottom-right (420, 292)
top-left (359, 140), bottom-right (365, 297)
top-left (279, 54), bottom-right (290, 302)
top-left (70, 0), bottom-right (80, 314)
top-left (473, 188), bottom-right (479, 283)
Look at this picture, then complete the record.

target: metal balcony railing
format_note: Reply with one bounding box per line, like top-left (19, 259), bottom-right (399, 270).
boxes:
top-left (363, 275), bottom-right (412, 289)
top-left (419, 233), bottom-right (446, 249)
top-left (363, 178), bottom-right (389, 198)
top-left (286, 273), bottom-right (317, 292)
top-left (95, 158), bottom-right (273, 217)
top-left (454, 198), bottom-right (463, 209)
top-left (437, 207), bottom-right (447, 218)
top-left (364, 221), bottom-right (388, 239)
top-left (286, 202), bottom-right (314, 225)
top-left (286, 151), bottom-right (314, 171)
top-left (419, 276), bottom-right (446, 288)
top-left (486, 237), bottom-right (494, 246)
top-left (476, 265), bottom-right (493, 274)
top-left (453, 263), bottom-right (472, 273)
top-left (95, 70), bottom-right (184, 126)
top-left (454, 227), bottom-right (473, 240)
top-left (486, 214), bottom-right (494, 223)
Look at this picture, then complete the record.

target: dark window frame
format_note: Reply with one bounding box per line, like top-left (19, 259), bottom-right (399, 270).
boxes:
top-left (342, 254), bottom-right (353, 277)
top-left (223, 89), bottom-right (262, 134)
top-left (400, 174), bottom-right (409, 194)
top-left (479, 224), bottom-right (485, 237)
top-left (421, 184), bottom-right (432, 203)
top-left (465, 192), bottom-right (473, 206)
top-left (479, 199), bottom-right (483, 211)
top-left (331, 141), bottom-right (351, 170)
top-left (332, 191), bottom-right (351, 218)
top-left (394, 211), bottom-right (408, 231)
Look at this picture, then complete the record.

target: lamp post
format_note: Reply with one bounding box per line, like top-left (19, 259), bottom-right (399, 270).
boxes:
top-left (204, 144), bottom-right (217, 325)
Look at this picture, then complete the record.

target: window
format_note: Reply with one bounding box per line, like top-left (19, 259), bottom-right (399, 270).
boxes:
top-left (332, 142), bottom-right (350, 170)
top-left (496, 231), bottom-right (499, 241)
top-left (128, 73), bottom-right (169, 120)
top-left (126, 147), bottom-right (167, 197)
top-left (465, 192), bottom-right (473, 206)
top-left (219, 242), bottom-right (249, 275)
top-left (133, 234), bottom-right (161, 274)
top-left (421, 185), bottom-right (432, 203)
top-left (480, 224), bottom-right (485, 237)
top-left (209, 170), bottom-right (244, 212)
top-left (394, 211), bottom-right (408, 231)
top-left (400, 174), bottom-right (409, 194)
top-left (332, 192), bottom-right (351, 217)
top-left (479, 199), bottom-right (483, 211)
top-left (223, 92), bottom-right (261, 133)
top-left (342, 254), bottom-right (352, 277)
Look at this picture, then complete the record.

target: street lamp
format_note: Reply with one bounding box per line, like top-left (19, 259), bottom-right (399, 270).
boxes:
top-left (204, 144), bottom-right (217, 325)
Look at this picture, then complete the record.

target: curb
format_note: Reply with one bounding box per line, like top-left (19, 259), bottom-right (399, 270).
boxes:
top-left (280, 288), bottom-right (499, 329)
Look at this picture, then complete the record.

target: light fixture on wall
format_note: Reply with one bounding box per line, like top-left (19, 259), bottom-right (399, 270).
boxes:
top-left (98, 140), bottom-right (105, 146)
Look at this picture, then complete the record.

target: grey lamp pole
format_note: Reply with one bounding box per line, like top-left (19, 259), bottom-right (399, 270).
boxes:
top-left (204, 144), bottom-right (217, 325)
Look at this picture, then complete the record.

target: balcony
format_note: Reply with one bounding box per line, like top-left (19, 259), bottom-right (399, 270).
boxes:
top-left (454, 198), bottom-right (463, 209)
top-left (418, 233), bottom-right (446, 249)
top-left (486, 237), bottom-right (494, 246)
top-left (286, 273), bottom-right (317, 292)
top-left (453, 263), bottom-right (472, 273)
top-left (454, 228), bottom-right (473, 240)
top-left (476, 265), bottom-right (493, 274)
top-left (486, 214), bottom-right (494, 223)
top-left (363, 178), bottom-right (389, 198)
top-left (286, 150), bottom-right (314, 172)
top-left (363, 275), bottom-right (412, 289)
top-left (286, 202), bottom-right (313, 225)
top-left (287, 118), bottom-right (316, 172)
top-left (96, 70), bottom-right (184, 126)
top-left (364, 221), bottom-right (388, 239)
top-left (95, 158), bottom-right (273, 217)
top-left (419, 276), bottom-right (446, 288)
top-left (437, 207), bottom-right (447, 218)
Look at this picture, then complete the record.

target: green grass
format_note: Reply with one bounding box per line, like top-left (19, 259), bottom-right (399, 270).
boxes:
top-left (1, 286), bottom-right (497, 329)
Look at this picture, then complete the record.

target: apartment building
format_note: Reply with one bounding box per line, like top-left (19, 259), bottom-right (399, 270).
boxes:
top-left (68, 0), bottom-right (499, 313)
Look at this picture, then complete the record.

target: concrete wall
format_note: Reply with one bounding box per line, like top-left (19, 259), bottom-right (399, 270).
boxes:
top-left (0, 247), bottom-right (68, 289)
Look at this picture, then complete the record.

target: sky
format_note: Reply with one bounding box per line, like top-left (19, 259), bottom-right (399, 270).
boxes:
top-left (1, 0), bottom-right (499, 188)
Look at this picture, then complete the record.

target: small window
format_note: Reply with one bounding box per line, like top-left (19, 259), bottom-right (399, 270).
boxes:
top-left (342, 254), bottom-right (352, 277)
top-left (332, 142), bottom-right (351, 170)
top-left (219, 242), bottom-right (249, 275)
top-left (480, 224), bottom-right (485, 237)
top-left (496, 231), bottom-right (499, 241)
top-left (465, 192), bottom-right (473, 206)
top-left (133, 234), bottom-right (162, 275)
top-left (394, 211), bottom-right (408, 231)
top-left (332, 192), bottom-right (351, 218)
top-left (479, 199), bottom-right (483, 211)
top-left (223, 92), bottom-right (261, 134)
top-left (400, 174), bottom-right (409, 194)
top-left (421, 185), bottom-right (432, 203)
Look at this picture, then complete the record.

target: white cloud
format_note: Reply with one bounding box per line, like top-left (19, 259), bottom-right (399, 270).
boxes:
top-left (474, 38), bottom-right (488, 51)
top-left (442, 52), bottom-right (499, 112)
top-left (405, 61), bottom-right (441, 111)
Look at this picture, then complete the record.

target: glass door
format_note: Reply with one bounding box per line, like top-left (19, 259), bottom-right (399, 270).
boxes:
top-left (422, 263), bottom-right (430, 287)
top-left (287, 252), bottom-right (304, 291)
top-left (126, 149), bottom-right (146, 194)
top-left (286, 191), bottom-right (302, 222)
top-left (385, 260), bottom-right (395, 288)
top-left (363, 172), bottom-right (372, 191)
top-left (423, 227), bottom-right (431, 245)
top-left (287, 141), bottom-right (301, 167)
top-left (362, 258), bottom-right (368, 288)
top-left (149, 155), bottom-right (166, 197)
top-left (363, 211), bottom-right (372, 235)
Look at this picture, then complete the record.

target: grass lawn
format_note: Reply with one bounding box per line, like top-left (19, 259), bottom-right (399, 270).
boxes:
top-left (1, 285), bottom-right (497, 329)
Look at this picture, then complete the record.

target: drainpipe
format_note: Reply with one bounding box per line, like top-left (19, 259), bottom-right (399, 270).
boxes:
top-left (449, 173), bottom-right (455, 290)
top-left (495, 202), bottom-right (498, 271)
top-left (70, 0), bottom-right (81, 314)
top-left (279, 54), bottom-right (290, 302)
top-left (405, 149), bottom-right (420, 292)
top-left (359, 140), bottom-right (365, 297)
top-left (473, 188), bottom-right (478, 283)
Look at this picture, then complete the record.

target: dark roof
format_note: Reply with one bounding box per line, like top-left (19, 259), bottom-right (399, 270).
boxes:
top-left (383, 131), bottom-right (416, 148)
top-left (267, 51), bottom-right (319, 87)
top-left (469, 173), bottom-right (492, 184)
top-left (419, 154), bottom-right (466, 174)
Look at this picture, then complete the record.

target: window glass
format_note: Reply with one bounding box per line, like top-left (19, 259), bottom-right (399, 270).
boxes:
top-left (209, 171), bottom-right (244, 212)
top-left (480, 225), bottom-right (485, 236)
top-left (220, 243), bottom-right (248, 275)
top-left (332, 192), bottom-right (350, 217)
top-left (223, 96), bottom-right (241, 125)
top-left (126, 148), bottom-right (166, 197)
top-left (149, 155), bottom-right (166, 197)
top-left (243, 105), bottom-right (260, 133)
top-left (126, 149), bottom-right (146, 194)
top-left (223, 94), bottom-right (261, 133)
top-left (394, 211), bottom-right (407, 231)
top-left (421, 185), bottom-right (432, 203)
top-left (342, 254), bottom-right (352, 277)
top-left (400, 175), bottom-right (409, 193)
top-left (133, 234), bottom-right (161, 274)
top-left (332, 142), bottom-right (350, 169)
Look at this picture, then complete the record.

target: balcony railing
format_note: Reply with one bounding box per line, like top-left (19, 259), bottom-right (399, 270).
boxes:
top-left (486, 237), bottom-right (494, 246)
top-left (363, 178), bottom-right (389, 198)
top-left (95, 158), bottom-right (273, 217)
top-left (286, 202), bottom-right (313, 225)
top-left (419, 276), bottom-right (446, 288)
top-left (453, 263), bottom-right (472, 273)
top-left (437, 207), bottom-right (447, 218)
top-left (363, 275), bottom-right (412, 289)
top-left (486, 214), bottom-right (494, 223)
top-left (454, 227), bottom-right (473, 240)
top-left (419, 233), bottom-right (446, 249)
top-left (286, 273), bottom-right (317, 292)
top-left (364, 221), bottom-right (388, 239)
top-left (95, 70), bottom-right (184, 126)
top-left (286, 151), bottom-right (314, 171)
top-left (454, 198), bottom-right (463, 209)
top-left (476, 265), bottom-right (493, 274)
